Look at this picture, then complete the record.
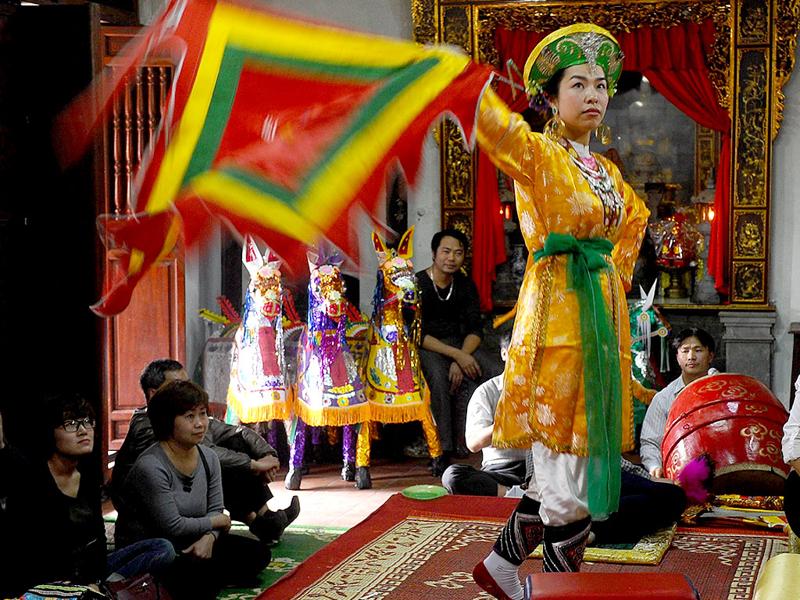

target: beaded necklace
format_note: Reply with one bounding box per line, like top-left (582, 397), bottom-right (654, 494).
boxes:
top-left (561, 138), bottom-right (624, 233)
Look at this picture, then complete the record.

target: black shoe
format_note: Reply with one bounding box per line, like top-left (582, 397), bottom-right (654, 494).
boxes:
top-left (249, 511), bottom-right (286, 545)
top-left (341, 462), bottom-right (356, 481)
top-left (355, 466), bottom-right (372, 489)
top-left (249, 496), bottom-right (301, 545)
top-left (429, 455), bottom-right (449, 477)
top-left (285, 468), bottom-right (302, 490)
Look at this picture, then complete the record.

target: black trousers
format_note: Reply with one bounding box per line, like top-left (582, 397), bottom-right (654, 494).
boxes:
top-left (441, 460), bottom-right (527, 496)
top-left (218, 434), bottom-right (273, 522)
top-left (785, 470), bottom-right (800, 534)
top-left (419, 338), bottom-right (499, 453)
top-left (591, 470), bottom-right (687, 545)
top-left (221, 467), bottom-right (272, 523)
top-left (162, 533), bottom-right (270, 600)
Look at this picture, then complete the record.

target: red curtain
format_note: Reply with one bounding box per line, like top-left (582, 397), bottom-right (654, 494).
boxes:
top-left (470, 30), bottom-right (544, 312)
top-left (482, 20), bottom-right (730, 296)
top-left (473, 149), bottom-right (508, 311)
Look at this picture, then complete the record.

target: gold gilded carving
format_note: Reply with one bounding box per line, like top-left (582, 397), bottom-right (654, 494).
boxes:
top-left (744, 403), bottom-right (769, 414)
top-left (733, 210), bottom-right (765, 259)
top-left (707, 6), bottom-right (731, 111)
top-left (444, 210), bottom-right (473, 241)
top-left (694, 126), bottom-right (719, 195)
top-left (774, 0), bottom-right (800, 137)
top-left (475, 1), bottom-right (731, 108)
top-left (444, 6), bottom-right (471, 52)
top-left (443, 120), bottom-right (473, 209)
top-left (443, 210), bottom-right (474, 269)
top-left (411, 0), bottom-right (438, 45)
top-left (735, 51), bottom-right (768, 208)
top-left (738, 0), bottom-right (769, 45)
top-left (732, 262), bottom-right (765, 302)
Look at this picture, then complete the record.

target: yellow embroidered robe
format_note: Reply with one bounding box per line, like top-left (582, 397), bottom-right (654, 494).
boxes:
top-left (477, 89), bottom-right (649, 455)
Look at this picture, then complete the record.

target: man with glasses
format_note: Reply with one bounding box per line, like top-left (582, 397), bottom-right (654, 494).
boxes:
top-left (111, 359), bottom-right (299, 545)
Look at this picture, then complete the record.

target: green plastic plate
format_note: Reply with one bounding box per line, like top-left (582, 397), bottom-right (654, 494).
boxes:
top-left (401, 484), bottom-right (448, 500)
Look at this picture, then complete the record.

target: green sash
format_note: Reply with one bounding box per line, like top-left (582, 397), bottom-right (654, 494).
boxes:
top-left (533, 232), bottom-right (621, 518)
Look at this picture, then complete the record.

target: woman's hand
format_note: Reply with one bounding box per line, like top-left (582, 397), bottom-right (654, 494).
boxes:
top-left (210, 512), bottom-right (231, 533)
top-left (183, 532), bottom-right (216, 560)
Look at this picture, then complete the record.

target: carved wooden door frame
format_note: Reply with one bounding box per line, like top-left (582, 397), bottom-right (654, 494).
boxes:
top-left (96, 27), bottom-right (186, 466)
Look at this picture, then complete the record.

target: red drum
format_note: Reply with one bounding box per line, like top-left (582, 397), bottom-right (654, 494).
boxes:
top-left (662, 373), bottom-right (789, 495)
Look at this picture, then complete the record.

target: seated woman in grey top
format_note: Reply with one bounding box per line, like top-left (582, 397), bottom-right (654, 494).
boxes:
top-left (116, 380), bottom-right (270, 600)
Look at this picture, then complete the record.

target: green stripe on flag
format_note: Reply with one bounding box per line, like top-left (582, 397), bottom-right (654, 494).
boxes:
top-left (183, 44), bottom-right (440, 207)
top-left (301, 57), bottom-right (438, 187)
top-left (219, 166), bottom-right (296, 205)
top-left (183, 48), bottom-right (247, 183)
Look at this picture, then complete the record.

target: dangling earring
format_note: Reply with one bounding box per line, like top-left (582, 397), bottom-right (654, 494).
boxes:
top-left (543, 106), bottom-right (565, 142)
top-left (595, 122), bottom-right (612, 145)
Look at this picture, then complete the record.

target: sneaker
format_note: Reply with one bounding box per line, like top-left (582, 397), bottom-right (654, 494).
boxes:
top-left (403, 438), bottom-right (430, 459)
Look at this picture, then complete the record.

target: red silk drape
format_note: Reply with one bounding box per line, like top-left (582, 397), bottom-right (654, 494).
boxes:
top-left (473, 149), bottom-right (508, 311)
top-left (482, 20), bottom-right (730, 296)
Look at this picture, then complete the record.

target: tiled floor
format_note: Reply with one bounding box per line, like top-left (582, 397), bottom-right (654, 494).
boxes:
top-left (267, 454), bottom-right (481, 529)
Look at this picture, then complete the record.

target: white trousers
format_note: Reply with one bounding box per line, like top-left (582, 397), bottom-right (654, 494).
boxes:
top-left (524, 442), bottom-right (589, 526)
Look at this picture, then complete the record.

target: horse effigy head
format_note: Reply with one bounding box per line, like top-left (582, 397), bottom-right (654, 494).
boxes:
top-left (243, 236), bottom-right (283, 320)
top-left (630, 280), bottom-right (663, 337)
top-left (372, 227), bottom-right (417, 305)
top-left (307, 249), bottom-right (348, 321)
top-left (629, 280), bottom-right (670, 384)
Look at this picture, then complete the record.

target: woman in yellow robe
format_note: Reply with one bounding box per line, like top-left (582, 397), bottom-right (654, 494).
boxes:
top-left (472, 25), bottom-right (649, 600)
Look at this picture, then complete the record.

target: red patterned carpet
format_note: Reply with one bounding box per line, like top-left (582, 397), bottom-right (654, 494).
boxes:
top-left (260, 494), bottom-right (787, 599)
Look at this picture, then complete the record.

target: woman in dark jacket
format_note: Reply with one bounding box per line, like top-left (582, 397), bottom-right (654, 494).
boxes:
top-left (1, 393), bottom-right (175, 596)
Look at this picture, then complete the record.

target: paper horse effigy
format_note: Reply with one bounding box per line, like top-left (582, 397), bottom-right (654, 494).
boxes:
top-left (286, 249), bottom-right (370, 490)
top-left (351, 227), bottom-right (445, 488)
top-left (227, 236), bottom-right (293, 426)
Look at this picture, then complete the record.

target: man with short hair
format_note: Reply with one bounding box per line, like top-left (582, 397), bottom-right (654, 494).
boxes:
top-left (640, 327), bottom-right (718, 478)
top-left (111, 358), bottom-right (298, 544)
top-left (441, 334), bottom-right (528, 496)
top-left (415, 228), bottom-right (498, 459)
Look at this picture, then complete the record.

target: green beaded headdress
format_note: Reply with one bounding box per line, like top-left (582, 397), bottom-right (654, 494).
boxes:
top-left (523, 24), bottom-right (623, 98)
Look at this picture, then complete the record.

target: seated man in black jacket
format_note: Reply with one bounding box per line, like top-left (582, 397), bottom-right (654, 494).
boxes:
top-left (111, 359), bottom-right (299, 543)
top-left (415, 229), bottom-right (499, 459)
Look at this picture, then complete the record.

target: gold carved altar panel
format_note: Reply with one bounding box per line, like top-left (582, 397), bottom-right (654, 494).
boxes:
top-left (412, 0), bottom-right (800, 306)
